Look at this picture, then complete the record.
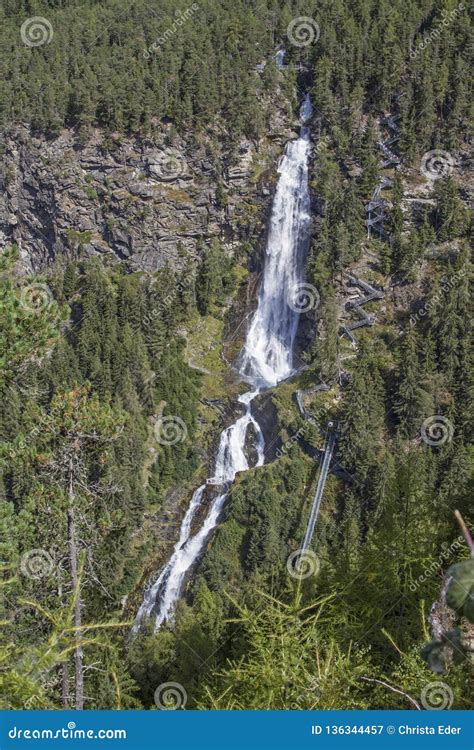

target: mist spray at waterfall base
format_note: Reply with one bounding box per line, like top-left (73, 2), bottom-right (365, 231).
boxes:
top-left (134, 95), bottom-right (313, 632)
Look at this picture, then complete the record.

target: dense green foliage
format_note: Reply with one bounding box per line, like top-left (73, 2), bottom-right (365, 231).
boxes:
top-left (126, 186), bottom-right (473, 709)
top-left (2, 0), bottom-right (472, 145)
top-left (0, 250), bottom-right (208, 707)
top-left (2, 0), bottom-right (287, 139)
top-left (1, 0), bottom-right (473, 712)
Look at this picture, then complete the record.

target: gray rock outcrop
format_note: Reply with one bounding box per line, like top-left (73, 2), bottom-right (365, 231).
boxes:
top-left (0, 110), bottom-right (296, 274)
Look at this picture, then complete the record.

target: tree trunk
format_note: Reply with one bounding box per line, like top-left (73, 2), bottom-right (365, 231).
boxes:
top-left (58, 573), bottom-right (70, 709)
top-left (61, 662), bottom-right (70, 709)
top-left (68, 470), bottom-right (84, 711)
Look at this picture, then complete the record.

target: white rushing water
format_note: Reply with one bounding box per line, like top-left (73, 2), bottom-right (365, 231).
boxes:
top-left (134, 95), bottom-right (312, 632)
top-left (240, 94), bottom-right (312, 387)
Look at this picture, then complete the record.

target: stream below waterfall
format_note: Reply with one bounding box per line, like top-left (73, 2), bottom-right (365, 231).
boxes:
top-left (134, 94), bottom-right (313, 632)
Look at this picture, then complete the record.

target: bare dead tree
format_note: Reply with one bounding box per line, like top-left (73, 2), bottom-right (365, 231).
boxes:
top-left (37, 390), bottom-right (123, 710)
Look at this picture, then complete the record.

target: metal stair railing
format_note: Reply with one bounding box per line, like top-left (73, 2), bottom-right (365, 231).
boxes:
top-left (300, 425), bottom-right (337, 554)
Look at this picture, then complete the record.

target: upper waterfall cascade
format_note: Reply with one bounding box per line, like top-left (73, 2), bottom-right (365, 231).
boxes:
top-left (134, 95), bottom-right (313, 632)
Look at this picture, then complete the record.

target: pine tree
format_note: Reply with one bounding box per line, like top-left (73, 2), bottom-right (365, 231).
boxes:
top-left (394, 327), bottom-right (432, 437)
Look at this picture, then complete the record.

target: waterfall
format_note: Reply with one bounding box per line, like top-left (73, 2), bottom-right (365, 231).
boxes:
top-left (240, 94), bottom-right (312, 386)
top-left (134, 95), bottom-right (312, 632)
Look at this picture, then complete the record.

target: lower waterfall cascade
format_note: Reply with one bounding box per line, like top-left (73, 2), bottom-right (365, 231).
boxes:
top-left (134, 94), bottom-right (313, 632)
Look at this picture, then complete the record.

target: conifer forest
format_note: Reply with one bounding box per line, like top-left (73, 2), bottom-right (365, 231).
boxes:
top-left (0, 0), bottom-right (473, 715)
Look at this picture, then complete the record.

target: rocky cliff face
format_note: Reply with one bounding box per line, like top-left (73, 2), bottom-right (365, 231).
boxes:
top-left (0, 109), bottom-right (297, 274)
